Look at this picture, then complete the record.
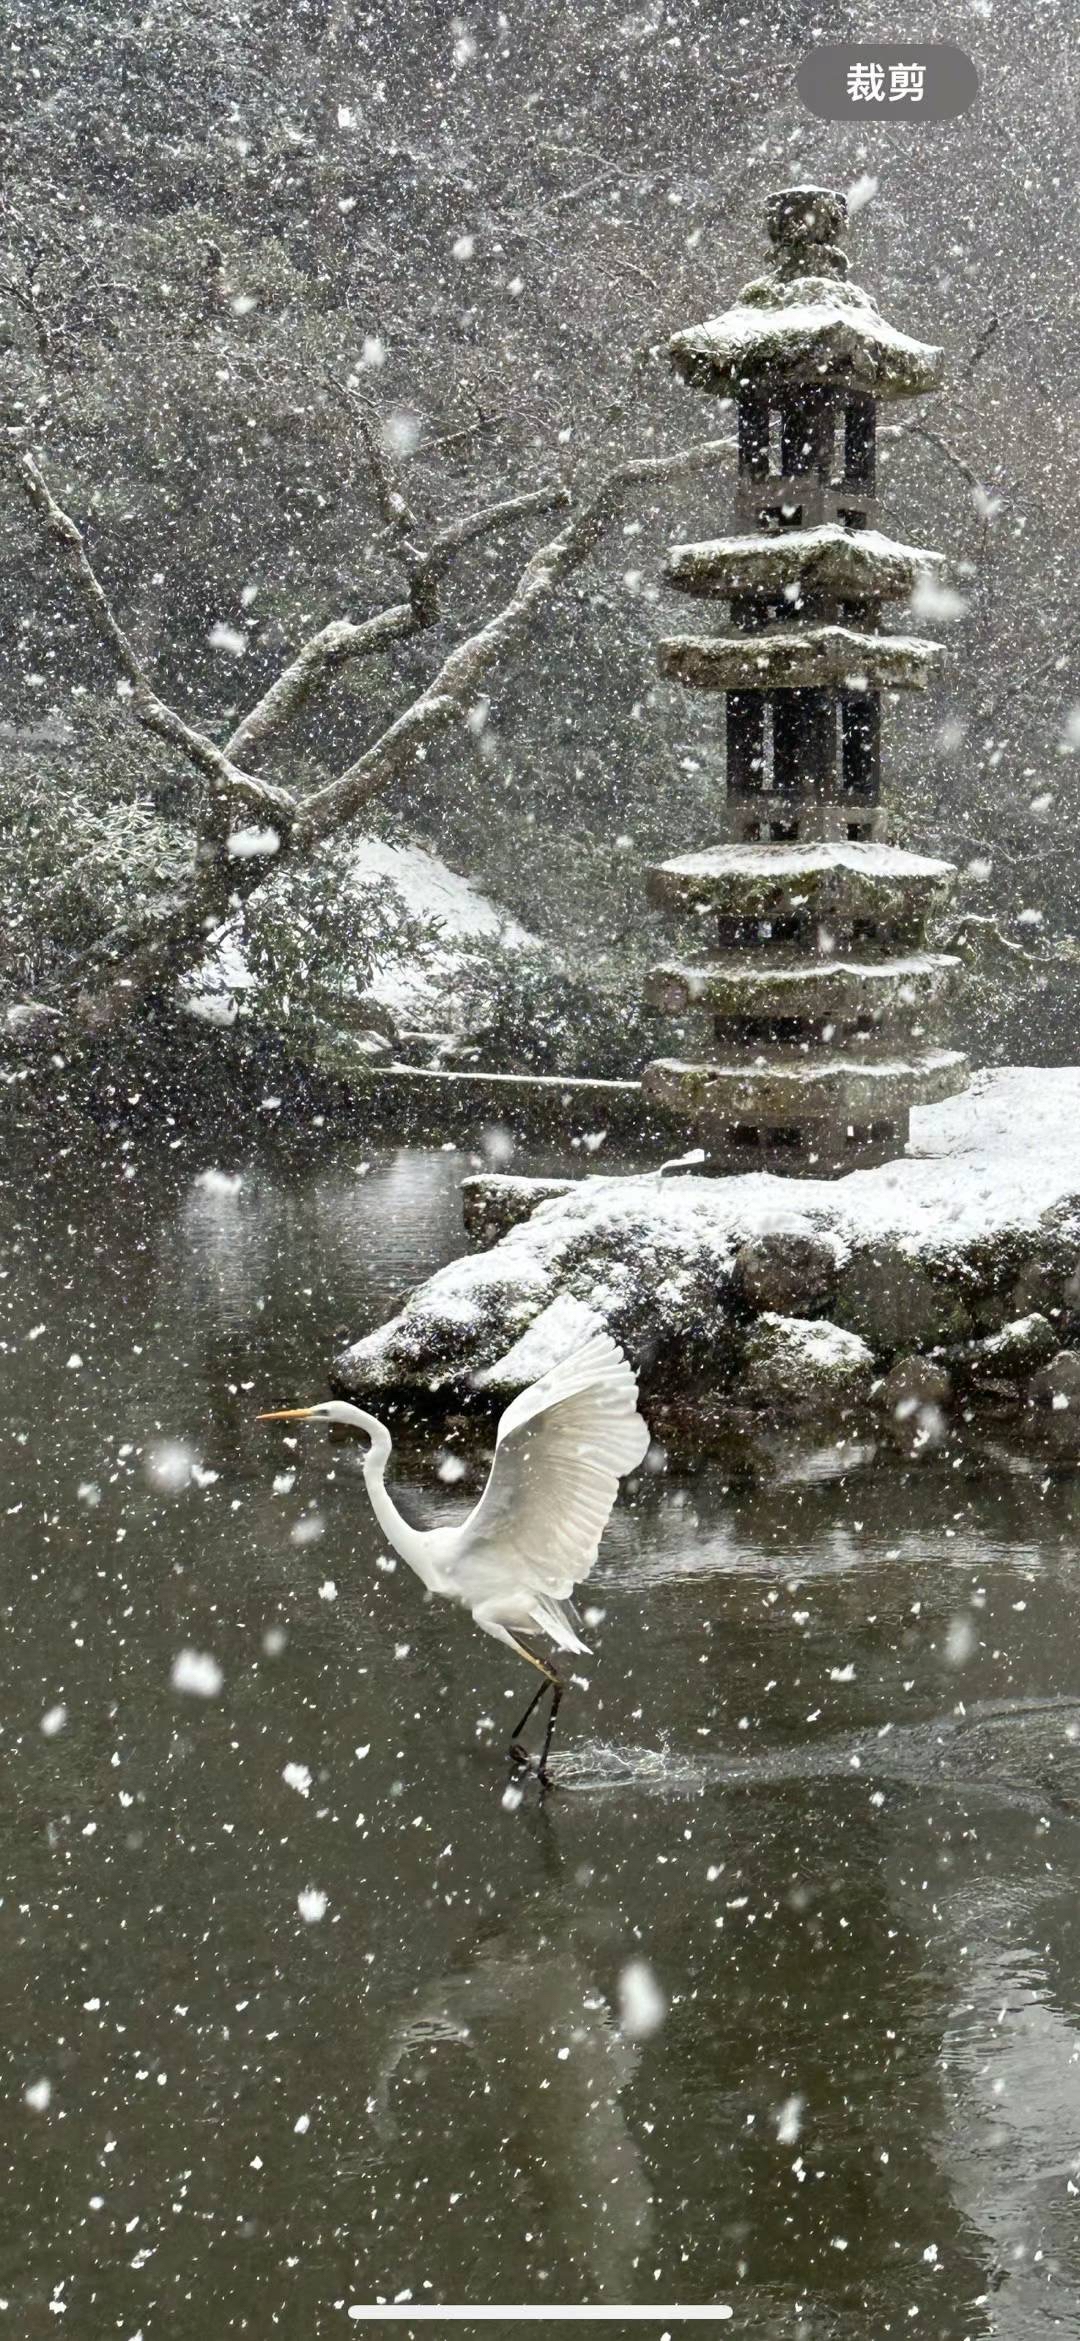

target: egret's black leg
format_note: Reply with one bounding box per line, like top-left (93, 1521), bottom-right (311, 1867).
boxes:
top-left (508, 1676), bottom-right (550, 1768)
top-left (537, 1676), bottom-right (564, 1790)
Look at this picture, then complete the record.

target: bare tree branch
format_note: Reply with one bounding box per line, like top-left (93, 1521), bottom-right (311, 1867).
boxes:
top-left (4, 441), bottom-right (295, 825)
top-left (879, 418), bottom-right (985, 492)
top-left (0, 253), bottom-right (54, 364)
top-left (418, 412), bottom-right (512, 458)
top-left (298, 437), bottom-right (734, 844)
top-left (902, 423), bottom-right (986, 493)
top-left (225, 478), bottom-right (570, 768)
top-left (958, 314), bottom-right (999, 383)
top-left (330, 377), bottom-right (417, 541)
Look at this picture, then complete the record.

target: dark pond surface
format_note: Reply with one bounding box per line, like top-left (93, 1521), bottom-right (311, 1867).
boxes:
top-left (4, 1116), bottom-right (1080, 2337)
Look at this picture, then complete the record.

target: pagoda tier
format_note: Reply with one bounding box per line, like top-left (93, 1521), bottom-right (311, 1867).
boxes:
top-left (644, 1048), bottom-right (966, 1130)
top-left (665, 523), bottom-right (946, 603)
top-left (669, 280), bottom-right (942, 404)
top-left (643, 950), bottom-right (960, 1023)
top-left (640, 184), bottom-right (968, 1176)
top-left (669, 185), bottom-right (942, 405)
top-left (641, 842), bottom-right (966, 1168)
top-left (646, 840), bottom-right (955, 923)
top-left (658, 625), bottom-right (943, 694)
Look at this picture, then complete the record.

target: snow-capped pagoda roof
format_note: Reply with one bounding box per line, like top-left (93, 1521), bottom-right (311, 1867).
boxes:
top-left (643, 950), bottom-right (960, 1021)
top-left (644, 1046), bottom-right (967, 1125)
top-left (646, 838), bottom-right (956, 920)
top-left (657, 623), bottom-right (944, 693)
top-left (669, 183), bottom-right (942, 402)
top-left (665, 523), bottom-right (946, 602)
top-left (670, 277), bottom-right (943, 402)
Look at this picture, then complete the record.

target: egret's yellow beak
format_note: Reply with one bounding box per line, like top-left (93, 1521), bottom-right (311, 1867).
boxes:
top-left (257, 1407), bottom-right (316, 1421)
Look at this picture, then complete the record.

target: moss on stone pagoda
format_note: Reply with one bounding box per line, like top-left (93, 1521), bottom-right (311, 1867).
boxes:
top-left (642, 184), bottom-right (968, 1175)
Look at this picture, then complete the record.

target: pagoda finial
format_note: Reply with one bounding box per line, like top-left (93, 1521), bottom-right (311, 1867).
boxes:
top-left (765, 183), bottom-right (848, 280)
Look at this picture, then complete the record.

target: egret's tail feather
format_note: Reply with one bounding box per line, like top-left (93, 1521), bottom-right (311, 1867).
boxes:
top-left (527, 1591), bottom-right (592, 1656)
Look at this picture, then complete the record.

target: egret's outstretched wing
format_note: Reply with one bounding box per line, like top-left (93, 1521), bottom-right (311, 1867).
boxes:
top-left (453, 1334), bottom-right (650, 1632)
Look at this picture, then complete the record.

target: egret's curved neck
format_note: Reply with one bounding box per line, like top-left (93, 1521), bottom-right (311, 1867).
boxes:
top-left (349, 1411), bottom-right (415, 1557)
top-left (330, 1403), bottom-right (427, 1567)
top-left (363, 1441), bottom-right (411, 1552)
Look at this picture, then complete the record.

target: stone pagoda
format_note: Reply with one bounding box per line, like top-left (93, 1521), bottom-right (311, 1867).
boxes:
top-left (642, 184), bottom-right (968, 1175)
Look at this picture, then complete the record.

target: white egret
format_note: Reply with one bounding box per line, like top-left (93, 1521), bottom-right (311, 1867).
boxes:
top-left (258, 1332), bottom-right (649, 1785)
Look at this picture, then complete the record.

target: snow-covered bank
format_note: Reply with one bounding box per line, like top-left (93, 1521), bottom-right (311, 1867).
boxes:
top-left (334, 1070), bottom-right (1080, 1423)
top-left (184, 831), bottom-right (546, 1047)
top-left (346, 835), bottom-right (535, 1023)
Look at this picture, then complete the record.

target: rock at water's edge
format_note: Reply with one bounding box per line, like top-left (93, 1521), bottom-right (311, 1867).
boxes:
top-left (462, 1174), bottom-right (574, 1248)
top-left (876, 1354), bottom-right (954, 1418)
top-left (332, 1071), bottom-right (1080, 1419)
top-left (955, 1312), bottom-right (1058, 1391)
top-left (1029, 1349), bottom-right (1080, 1411)
top-left (742, 1315), bottom-right (875, 1412)
top-left (733, 1229), bottom-right (844, 1316)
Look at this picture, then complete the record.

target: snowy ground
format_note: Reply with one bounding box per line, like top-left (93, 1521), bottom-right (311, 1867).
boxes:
top-left (334, 1069), bottom-right (1080, 1412)
top-left (347, 835), bottom-right (535, 1022)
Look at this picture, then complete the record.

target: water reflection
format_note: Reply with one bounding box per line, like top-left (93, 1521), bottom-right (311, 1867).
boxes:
top-left (901, 1826), bottom-right (1080, 2332)
top-left (368, 1846), bottom-right (653, 2300)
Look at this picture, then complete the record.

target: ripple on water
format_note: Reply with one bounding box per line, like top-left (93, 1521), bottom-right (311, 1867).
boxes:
top-left (550, 1699), bottom-right (1080, 1810)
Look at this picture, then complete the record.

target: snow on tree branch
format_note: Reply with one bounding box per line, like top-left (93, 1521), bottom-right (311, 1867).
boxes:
top-left (223, 602), bottom-right (418, 769)
top-left (225, 481), bottom-right (570, 770)
top-left (298, 438), bottom-right (735, 843)
top-left (4, 440), bottom-right (295, 826)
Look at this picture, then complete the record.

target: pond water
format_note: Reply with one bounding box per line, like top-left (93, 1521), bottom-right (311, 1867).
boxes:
top-left (4, 1118), bottom-right (1080, 2337)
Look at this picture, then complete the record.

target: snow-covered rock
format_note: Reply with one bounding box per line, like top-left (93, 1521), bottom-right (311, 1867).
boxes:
top-left (742, 1314), bottom-right (874, 1412)
top-left (1030, 1351), bottom-right (1080, 1411)
top-left (952, 1312), bottom-right (1058, 1391)
top-left (462, 1173), bottom-right (575, 1248)
top-left (876, 1355), bottom-right (954, 1419)
top-left (732, 1229), bottom-right (844, 1317)
top-left (332, 1071), bottom-right (1080, 1419)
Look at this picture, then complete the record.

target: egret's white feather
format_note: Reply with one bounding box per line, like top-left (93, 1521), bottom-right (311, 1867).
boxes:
top-left (444, 1333), bottom-right (650, 1645)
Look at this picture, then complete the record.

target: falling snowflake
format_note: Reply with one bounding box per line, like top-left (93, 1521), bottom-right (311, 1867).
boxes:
top-left (617, 1958), bottom-right (667, 2039)
top-left (170, 1650), bottom-right (224, 1699)
top-left (207, 622), bottom-right (248, 657)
